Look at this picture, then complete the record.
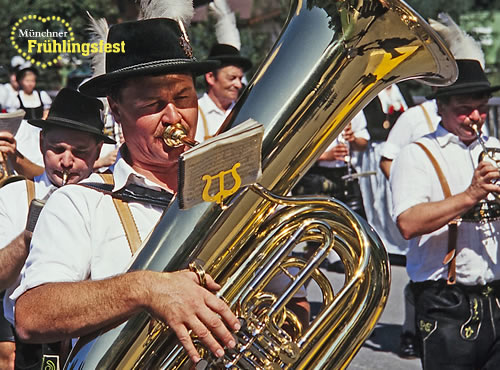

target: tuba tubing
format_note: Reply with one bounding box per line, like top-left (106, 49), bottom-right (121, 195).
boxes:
top-left (66, 0), bottom-right (457, 368)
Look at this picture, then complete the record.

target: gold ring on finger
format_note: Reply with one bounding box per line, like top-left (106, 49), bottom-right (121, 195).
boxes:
top-left (189, 261), bottom-right (207, 288)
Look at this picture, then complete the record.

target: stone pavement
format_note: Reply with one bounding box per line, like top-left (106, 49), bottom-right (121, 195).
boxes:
top-left (306, 261), bottom-right (421, 369)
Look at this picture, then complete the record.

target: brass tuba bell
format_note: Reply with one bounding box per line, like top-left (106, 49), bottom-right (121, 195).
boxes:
top-left (66, 0), bottom-right (457, 368)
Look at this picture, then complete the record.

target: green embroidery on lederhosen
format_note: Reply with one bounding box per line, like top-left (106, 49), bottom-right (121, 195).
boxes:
top-left (460, 297), bottom-right (482, 341)
top-left (41, 354), bottom-right (60, 370)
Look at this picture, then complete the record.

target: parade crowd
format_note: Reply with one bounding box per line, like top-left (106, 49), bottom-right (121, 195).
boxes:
top-left (1, 1), bottom-right (500, 369)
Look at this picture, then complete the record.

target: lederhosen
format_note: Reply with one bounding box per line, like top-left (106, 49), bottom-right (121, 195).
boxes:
top-left (18, 91), bottom-right (44, 120)
top-left (410, 143), bottom-right (500, 370)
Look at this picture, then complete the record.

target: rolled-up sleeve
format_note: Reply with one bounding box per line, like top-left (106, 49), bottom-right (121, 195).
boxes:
top-left (11, 186), bottom-right (93, 304)
top-left (389, 143), bottom-right (433, 221)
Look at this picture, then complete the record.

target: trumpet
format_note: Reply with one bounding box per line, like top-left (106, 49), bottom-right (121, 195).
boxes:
top-left (0, 152), bottom-right (24, 188)
top-left (62, 170), bottom-right (69, 186)
top-left (471, 123), bottom-right (500, 168)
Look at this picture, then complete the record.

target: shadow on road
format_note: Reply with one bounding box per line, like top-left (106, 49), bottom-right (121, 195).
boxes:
top-left (362, 323), bottom-right (402, 355)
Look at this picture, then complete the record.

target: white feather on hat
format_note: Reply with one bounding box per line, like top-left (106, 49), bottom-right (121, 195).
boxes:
top-left (210, 0), bottom-right (241, 50)
top-left (87, 12), bottom-right (109, 78)
top-left (138, 0), bottom-right (194, 26)
top-left (429, 13), bottom-right (485, 68)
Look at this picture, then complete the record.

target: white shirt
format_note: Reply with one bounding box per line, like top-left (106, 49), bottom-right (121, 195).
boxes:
top-left (6, 90), bottom-right (52, 112)
top-left (11, 151), bottom-right (167, 324)
top-left (381, 100), bottom-right (439, 160)
top-left (317, 111), bottom-right (370, 168)
top-left (0, 83), bottom-right (18, 111)
top-left (390, 125), bottom-right (500, 285)
top-left (14, 119), bottom-right (43, 167)
top-left (196, 93), bottom-right (234, 142)
top-left (1, 172), bottom-right (56, 324)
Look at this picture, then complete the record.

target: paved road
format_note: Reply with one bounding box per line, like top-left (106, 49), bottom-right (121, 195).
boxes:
top-left (307, 262), bottom-right (421, 369)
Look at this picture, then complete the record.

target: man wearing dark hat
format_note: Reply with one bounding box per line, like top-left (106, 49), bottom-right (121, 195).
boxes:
top-left (0, 88), bottom-right (113, 369)
top-left (13, 15), bottom-right (240, 365)
top-left (196, 43), bottom-right (252, 142)
top-left (390, 59), bottom-right (500, 369)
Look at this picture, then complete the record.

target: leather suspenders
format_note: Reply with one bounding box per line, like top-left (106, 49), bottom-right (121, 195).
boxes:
top-left (97, 173), bottom-right (142, 255)
top-left (25, 179), bottom-right (35, 206)
top-left (26, 176), bottom-right (142, 254)
top-left (198, 106), bottom-right (212, 140)
top-left (419, 104), bottom-right (435, 133)
top-left (414, 142), bottom-right (457, 284)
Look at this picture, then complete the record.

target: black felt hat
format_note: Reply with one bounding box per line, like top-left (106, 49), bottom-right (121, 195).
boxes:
top-left (427, 59), bottom-right (500, 99)
top-left (29, 88), bottom-right (116, 144)
top-left (79, 18), bottom-right (219, 97)
top-left (207, 43), bottom-right (252, 72)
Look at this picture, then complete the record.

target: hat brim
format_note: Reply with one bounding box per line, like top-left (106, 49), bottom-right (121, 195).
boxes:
top-left (427, 84), bottom-right (500, 100)
top-left (209, 55), bottom-right (252, 72)
top-left (29, 118), bottom-right (116, 145)
top-left (79, 59), bottom-right (220, 97)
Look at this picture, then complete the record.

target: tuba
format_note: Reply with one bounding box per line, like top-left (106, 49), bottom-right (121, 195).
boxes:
top-left (66, 0), bottom-right (456, 368)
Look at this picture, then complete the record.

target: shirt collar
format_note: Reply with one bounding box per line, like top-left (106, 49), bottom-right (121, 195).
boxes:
top-left (434, 123), bottom-right (488, 150)
top-left (37, 171), bottom-right (58, 191)
top-left (109, 146), bottom-right (168, 192)
top-left (199, 93), bottom-right (234, 115)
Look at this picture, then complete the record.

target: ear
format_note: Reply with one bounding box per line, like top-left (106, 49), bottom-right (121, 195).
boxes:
top-left (39, 130), bottom-right (46, 153)
top-left (94, 141), bottom-right (104, 161)
top-left (436, 100), bottom-right (444, 117)
top-left (107, 96), bottom-right (121, 124)
top-left (205, 72), bottom-right (216, 87)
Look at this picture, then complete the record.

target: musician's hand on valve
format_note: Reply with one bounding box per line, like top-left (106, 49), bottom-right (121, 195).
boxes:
top-left (465, 161), bottom-right (500, 203)
top-left (0, 131), bottom-right (17, 159)
top-left (143, 270), bottom-right (239, 364)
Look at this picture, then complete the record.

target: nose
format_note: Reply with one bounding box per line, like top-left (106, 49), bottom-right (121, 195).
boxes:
top-left (161, 103), bottom-right (182, 126)
top-left (469, 109), bottom-right (483, 121)
top-left (60, 150), bottom-right (74, 168)
top-left (234, 78), bottom-right (243, 90)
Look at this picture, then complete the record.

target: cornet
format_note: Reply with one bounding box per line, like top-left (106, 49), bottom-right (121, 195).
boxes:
top-left (471, 123), bottom-right (500, 171)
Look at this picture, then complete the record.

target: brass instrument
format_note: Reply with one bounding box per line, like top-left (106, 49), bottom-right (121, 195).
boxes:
top-left (162, 123), bottom-right (197, 148)
top-left (472, 123), bottom-right (500, 192)
top-left (0, 153), bottom-right (24, 188)
top-left (66, 0), bottom-right (457, 368)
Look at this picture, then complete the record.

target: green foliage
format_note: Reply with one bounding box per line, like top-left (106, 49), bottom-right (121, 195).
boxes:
top-left (0, 0), bottom-right (119, 90)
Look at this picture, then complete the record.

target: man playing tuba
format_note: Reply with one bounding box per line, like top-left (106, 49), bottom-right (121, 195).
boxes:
top-left (12, 14), bottom-right (240, 366)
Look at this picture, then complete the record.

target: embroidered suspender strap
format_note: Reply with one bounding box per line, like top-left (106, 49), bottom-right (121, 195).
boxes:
top-left (97, 173), bottom-right (142, 255)
top-left (25, 179), bottom-right (35, 206)
top-left (419, 104), bottom-right (434, 133)
top-left (198, 107), bottom-right (212, 140)
top-left (414, 142), bottom-right (457, 284)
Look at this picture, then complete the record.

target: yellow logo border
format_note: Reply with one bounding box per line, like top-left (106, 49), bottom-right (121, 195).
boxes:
top-left (10, 15), bottom-right (75, 69)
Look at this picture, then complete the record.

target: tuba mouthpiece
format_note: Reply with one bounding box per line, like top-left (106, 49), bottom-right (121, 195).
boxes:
top-left (162, 123), bottom-right (197, 148)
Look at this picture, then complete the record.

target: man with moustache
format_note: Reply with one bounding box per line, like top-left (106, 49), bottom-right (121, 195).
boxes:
top-left (12, 17), bottom-right (240, 365)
